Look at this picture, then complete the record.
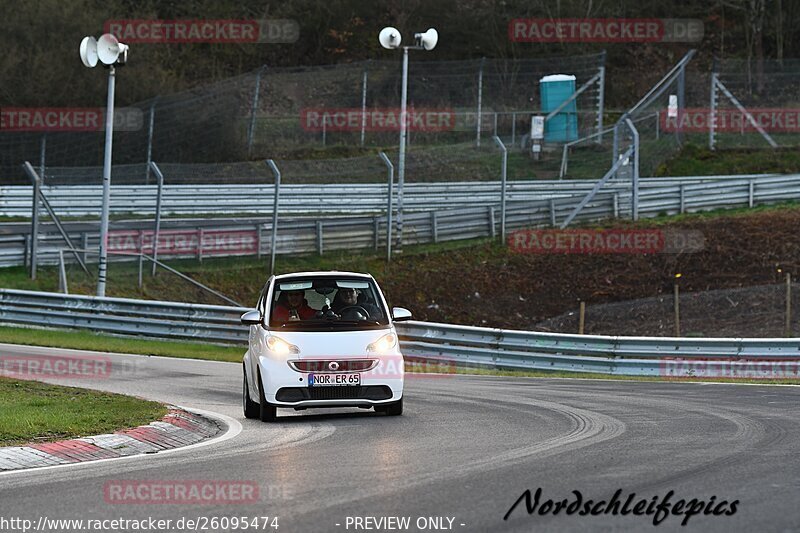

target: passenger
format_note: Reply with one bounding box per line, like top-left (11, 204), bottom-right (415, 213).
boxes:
top-left (273, 290), bottom-right (316, 322)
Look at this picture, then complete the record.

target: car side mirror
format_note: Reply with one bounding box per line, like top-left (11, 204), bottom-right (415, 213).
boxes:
top-left (392, 307), bottom-right (412, 321)
top-left (240, 309), bottom-right (262, 325)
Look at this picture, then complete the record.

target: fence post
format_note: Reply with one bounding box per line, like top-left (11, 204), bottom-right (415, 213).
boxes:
top-left (748, 180), bottom-right (755, 208)
top-left (613, 193), bottom-right (619, 218)
top-left (786, 272), bottom-right (792, 337)
top-left (247, 66), bottom-right (265, 158)
top-left (493, 135), bottom-right (508, 241)
top-left (673, 280), bottom-right (681, 337)
top-left (676, 65), bottom-right (686, 145)
top-left (709, 58), bottom-right (718, 150)
top-left (144, 100), bottom-right (156, 184)
top-left (360, 63), bottom-right (368, 146)
top-left (578, 301), bottom-right (586, 334)
top-left (511, 113), bottom-right (516, 146)
top-left (197, 228), bottom-right (204, 263)
top-left (138, 251), bottom-right (144, 289)
top-left (488, 206), bottom-right (496, 239)
top-left (316, 221), bottom-right (324, 255)
top-left (431, 211), bottom-right (439, 243)
top-left (266, 160), bottom-right (281, 276)
top-left (476, 57), bottom-right (485, 147)
top-left (373, 217), bottom-right (380, 250)
top-left (596, 53), bottom-right (606, 144)
top-left (39, 134), bottom-right (46, 182)
top-left (256, 224), bottom-right (263, 259)
top-left (29, 169), bottom-right (40, 280)
top-left (149, 162), bottom-right (164, 276)
top-left (549, 199), bottom-right (557, 228)
top-left (378, 151), bottom-right (394, 261)
top-left (626, 118), bottom-right (640, 221)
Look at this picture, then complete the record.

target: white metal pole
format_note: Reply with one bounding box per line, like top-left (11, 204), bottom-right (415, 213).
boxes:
top-left (397, 47), bottom-right (409, 251)
top-left (97, 65), bottom-right (116, 297)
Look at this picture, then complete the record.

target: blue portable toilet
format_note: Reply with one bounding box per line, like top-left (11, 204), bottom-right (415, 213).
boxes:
top-left (540, 74), bottom-right (578, 143)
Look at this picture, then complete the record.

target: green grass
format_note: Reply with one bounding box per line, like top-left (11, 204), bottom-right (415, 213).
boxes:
top-left (0, 376), bottom-right (167, 446)
top-left (0, 325), bottom-right (244, 363)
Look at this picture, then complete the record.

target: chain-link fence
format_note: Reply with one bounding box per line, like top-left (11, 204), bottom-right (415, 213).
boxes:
top-left (709, 58), bottom-right (800, 150)
top-left (0, 53), bottom-right (606, 185)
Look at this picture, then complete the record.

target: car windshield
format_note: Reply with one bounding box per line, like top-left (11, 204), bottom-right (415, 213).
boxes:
top-left (268, 276), bottom-right (388, 329)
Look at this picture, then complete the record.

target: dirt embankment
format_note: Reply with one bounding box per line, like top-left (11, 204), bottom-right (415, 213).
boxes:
top-left (379, 208), bottom-right (800, 333)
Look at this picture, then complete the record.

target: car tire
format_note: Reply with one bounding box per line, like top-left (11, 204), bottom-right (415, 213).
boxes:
top-left (382, 398), bottom-right (403, 416)
top-left (243, 367), bottom-right (259, 419)
top-left (257, 370), bottom-right (277, 422)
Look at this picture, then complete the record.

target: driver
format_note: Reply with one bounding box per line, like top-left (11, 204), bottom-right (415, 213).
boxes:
top-left (331, 287), bottom-right (379, 318)
top-left (273, 289), bottom-right (316, 322)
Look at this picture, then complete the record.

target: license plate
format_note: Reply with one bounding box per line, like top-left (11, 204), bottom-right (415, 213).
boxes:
top-left (307, 373), bottom-right (360, 387)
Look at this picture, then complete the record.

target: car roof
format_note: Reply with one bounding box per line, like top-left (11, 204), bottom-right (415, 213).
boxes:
top-left (273, 271), bottom-right (373, 280)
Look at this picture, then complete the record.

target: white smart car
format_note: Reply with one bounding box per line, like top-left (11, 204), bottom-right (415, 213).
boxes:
top-left (241, 271), bottom-right (410, 421)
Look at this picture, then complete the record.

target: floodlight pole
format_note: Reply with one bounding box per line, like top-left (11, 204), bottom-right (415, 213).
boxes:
top-left (396, 46), bottom-right (409, 251)
top-left (97, 65), bottom-right (116, 297)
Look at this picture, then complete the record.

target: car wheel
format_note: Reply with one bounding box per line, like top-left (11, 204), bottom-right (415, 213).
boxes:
top-left (382, 398), bottom-right (403, 416)
top-left (243, 367), bottom-right (259, 419)
top-left (257, 370), bottom-right (277, 422)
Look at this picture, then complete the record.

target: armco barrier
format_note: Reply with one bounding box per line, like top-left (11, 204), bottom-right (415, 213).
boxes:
top-left (6, 172), bottom-right (800, 268)
top-left (1, 289), bottom-right (798, 378)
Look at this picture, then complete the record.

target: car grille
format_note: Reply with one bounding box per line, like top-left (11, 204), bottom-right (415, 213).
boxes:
top-left (289, 359), bottom-right (376, 372)
top-left (276, 386), bottom-right (393, 402)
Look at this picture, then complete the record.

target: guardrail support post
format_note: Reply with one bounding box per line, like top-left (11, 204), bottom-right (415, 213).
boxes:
top-left (493, 136), bottom-right (508, 241)
top-left (197, 228), bottom-right (204, 263)
top-left (613, 193), bottom-right (619, 218)
top-left (58, 250), bottom-right (68, 294)
top-left (316, 221), bottom-right (324, 255)
top-left (431, 211), bottom-right (439, 243)
top-left (489, 206), bottom-right (496, 239)
top-left (748, 180), bottom-right (755, 208)
top-left (138, 251), bottom-right (144, 289)
top-left (679, 185), bottom-right (686, 214)
top-left (378, 151), bottom-right (394, 261)
top-left (549, 199), bottom-right (557, 228)
top-left (266, 160), bottom-right (281, 276)
top-left (256, 224), bottom-right (262, 259)
top-left (23, 235), bottom-right (30, 269)
top-left (373, 217), bottom-right (380, 250)
top-left (82, 232), bottom-right (89, 266)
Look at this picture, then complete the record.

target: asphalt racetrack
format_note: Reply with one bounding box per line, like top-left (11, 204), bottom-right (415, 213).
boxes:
top-left (0, 343), bottom-right (798, 532)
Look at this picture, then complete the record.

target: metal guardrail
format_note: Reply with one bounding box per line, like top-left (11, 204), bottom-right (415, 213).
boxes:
top-left (4, 173), bottom-right (800, 268)
top-left (0, 289), bottom-right (798, 377)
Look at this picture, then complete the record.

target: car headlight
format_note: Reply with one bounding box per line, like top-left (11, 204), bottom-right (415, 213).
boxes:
top-left (367, 333), bottom-right (397, 353)
top-left (267, 335), bottom-right (299, 355)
